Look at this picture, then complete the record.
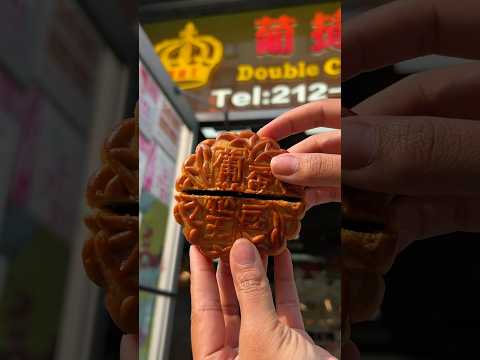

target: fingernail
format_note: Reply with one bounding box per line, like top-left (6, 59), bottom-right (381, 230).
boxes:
top-left (271, 154), bottom-right (299, 176)
top-left (343, 121), bottom-right (377, 170)
top-left (231, 239), bottom-right (257, 266)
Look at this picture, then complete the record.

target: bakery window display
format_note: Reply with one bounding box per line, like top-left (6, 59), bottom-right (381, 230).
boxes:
top-left (174, 130), bottom-right (306, 260)
top-left (82, 105), bottom-right (139, 334)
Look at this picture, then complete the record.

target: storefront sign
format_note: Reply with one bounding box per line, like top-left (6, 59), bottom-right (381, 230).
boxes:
top-left (156, 22), bottom-right (223, 90)
top-left (144, 3), bottom-right (340, 118)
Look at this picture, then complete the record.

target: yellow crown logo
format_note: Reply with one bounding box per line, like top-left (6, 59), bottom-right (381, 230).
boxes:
top-left (155, 22), bottom-right (223, 90)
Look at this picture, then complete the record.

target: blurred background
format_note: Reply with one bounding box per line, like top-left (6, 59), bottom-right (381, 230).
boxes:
top-left (0, 1), bottom-right (137, 359)
top-left (343, 1), bottom-right (480, 359)
top-left (138, 1), bottom-right (341, 359)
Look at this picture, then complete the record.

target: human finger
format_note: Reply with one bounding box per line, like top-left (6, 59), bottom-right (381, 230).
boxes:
top-left (120, 335), bottom-right (138, 360)
top-left (216, 260), bottom-right (240, 349)
top-left (343, 0), bottom-right (480, 80)
top-left (305, 187), bottom-right (341, 209)
top-left (190, 246), bottom-right (225, 359)
top-left (274, 249), bottom-right (305, 330)
top-left (388, 195), bottom-right (480, 253)
top-left (261, 255), bottom-right (268, 271)
top-left (288, 130), bottom-right (341, 154)
top-left (229, 239), bottom-right (277, 327)
top-left (341, 340), bottom-right (361, 360)
top-left (342, 115), bottom-right (480, 195)
top-left (271, 153), bottom-right (340, 188)
top-left (353, 62), bottom-right (480, 120)
top-left (257, 99), bottom-right (340, 141)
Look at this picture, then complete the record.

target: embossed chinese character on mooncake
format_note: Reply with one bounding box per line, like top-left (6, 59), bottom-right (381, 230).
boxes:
top-left (174, 131), bottom-right (306, 260)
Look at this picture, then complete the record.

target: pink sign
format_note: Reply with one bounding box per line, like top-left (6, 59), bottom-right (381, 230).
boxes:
top-left (150, 146), bottom-right (175, 206)
top-left (139, 134), bottom-right (154, 194)
top-left (139, 61), bottom-right (161, 139)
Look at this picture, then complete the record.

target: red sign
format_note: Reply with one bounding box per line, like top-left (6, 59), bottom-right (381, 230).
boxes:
top-left (311, 9), bottom-right (341, 53)
top-left (255, 15), bottom-right (297, 56)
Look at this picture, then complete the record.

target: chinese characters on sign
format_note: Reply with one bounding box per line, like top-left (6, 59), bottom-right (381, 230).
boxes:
top-left (311, 9), bottom-right (341, 53)
top-left (255, 15), bottom-right (297, 56)
top-left (147, 3), bottom-right (341, 113)
top-left (255, 10), bottom-right (341, 57)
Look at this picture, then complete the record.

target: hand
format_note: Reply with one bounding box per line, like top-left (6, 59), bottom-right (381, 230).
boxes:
top-left (343, 0), bottom-right (480, 254)
top-left (258, 99), bottom-right (341, 209)
top-left (120, 334), bottom-right (138, 360)
top-left (189, 239), bottom-right (336, 360)
top-left (342, 1), bottom-right (480, 358)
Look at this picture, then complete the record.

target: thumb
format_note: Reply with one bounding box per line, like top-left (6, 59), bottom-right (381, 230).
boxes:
top-left (229, 239), bottom-right (277, 327)
top-left (271, 153), bottom-right (340, 188)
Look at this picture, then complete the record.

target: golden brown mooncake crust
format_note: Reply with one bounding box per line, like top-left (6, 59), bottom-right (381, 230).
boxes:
top-left (82, 107), bottom-right (139, 334)
top-left (174, 130), bottom-right (306, 259)
top-left (175, 131), bottom-right (305, 198)
top-left (86, 116), bottom-right (139, 209)
top-left (174, 194), bottom-right (305, 260)
top-left (342, 229), bottom-right (397, 275)
top-left (83, 211), bottom-right (139, 333)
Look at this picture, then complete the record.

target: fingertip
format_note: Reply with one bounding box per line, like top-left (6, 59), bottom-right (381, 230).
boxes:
top-left (120, 335), bottom-right (138, 360)
top-left (189, 245), bottom-right (196, 257)
top-left (276, 248), bottom-right (291, 263)
top-left (230, 238), bottom-right (258, 267)
top-left (256, 127), bottom-right (273, 140)
top-left (274, 248), bottom-right (293, 277)
top-left (217, 258), bottom-right (232, 277)
top-left (190, 245), bottom-right (215, 273)
top-left (270, 154), bottom-right (299, 177)
top-left (342, 340), bottom-right (361, 360)
top-left (256, 127), bottom-right (266, 137)
top-left (189, 245), bottom-right (200, 263)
